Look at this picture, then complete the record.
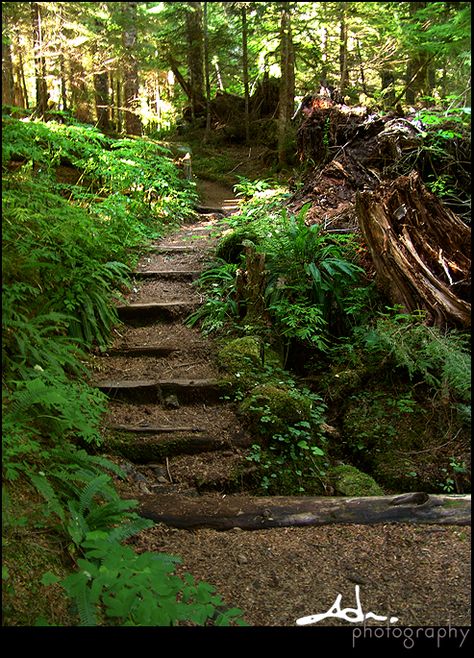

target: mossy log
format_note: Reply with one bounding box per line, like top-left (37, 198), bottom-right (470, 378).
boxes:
top-left (355, 172), bottom-right (471, 328)
top-left (139, 492), bottom-right (471, 530)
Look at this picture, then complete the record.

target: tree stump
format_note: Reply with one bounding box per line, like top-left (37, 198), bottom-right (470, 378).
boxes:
top-left (355, 172), bottom-right (471, 328)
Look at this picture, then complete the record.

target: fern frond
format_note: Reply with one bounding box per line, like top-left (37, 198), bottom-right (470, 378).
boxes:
top-left (29, 472), bottom-right (66, 522)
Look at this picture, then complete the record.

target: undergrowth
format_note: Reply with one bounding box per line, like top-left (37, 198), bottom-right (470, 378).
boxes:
top-left (190, 179), bottom-right (470, 495)
top-left (2, 114), bottom-right (246, 626)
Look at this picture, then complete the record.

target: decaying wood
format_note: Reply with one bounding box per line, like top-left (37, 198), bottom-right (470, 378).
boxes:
top-left (139, 492), bottom-right (471, 530)
top-left (356, 172), bottom-right (471, 328)
top-left (235, 242), bottom-right (270, 325)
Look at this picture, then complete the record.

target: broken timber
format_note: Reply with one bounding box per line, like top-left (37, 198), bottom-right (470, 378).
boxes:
top-left (356, 172), bottom-right (471, 328)
top-left (139, 492), bottom-right (471, 530)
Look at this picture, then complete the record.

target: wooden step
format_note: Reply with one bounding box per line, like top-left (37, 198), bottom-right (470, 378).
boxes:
top-left (139, 492), bottom-right (472, 530)
top-left (94, 378), bottom-right (226, 403)
top-left (153, 245), bottom-right (196, 253)
top-left (105, 429), bottom-right (230, 462)
top-left (105, 345), bottom-right (179, 357)
top-left (133, 270), bottom-right (200, 280)
top-left (116, 301), bottom-right (199, 323)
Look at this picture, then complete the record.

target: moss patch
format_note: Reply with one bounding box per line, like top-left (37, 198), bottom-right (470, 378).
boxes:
top-left (217, 336), bottom-right (282, 392)
top-left (215, 229), bottom-right (259, 264)
top-left (328, 464), bottom-right (384, 496)
top-left (239, 383), bottom-right (313, 437)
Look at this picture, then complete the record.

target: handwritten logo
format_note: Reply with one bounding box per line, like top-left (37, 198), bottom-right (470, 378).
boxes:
top-left (296, 585), bottom-right (399, 626)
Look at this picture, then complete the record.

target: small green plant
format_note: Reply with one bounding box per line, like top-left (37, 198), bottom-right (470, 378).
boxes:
top-left (42, 532), bottom-right (246, 626)
top-left (245, 387), bottom-right (327, 495)
top-left (186, 259), bottom-right (239, 334)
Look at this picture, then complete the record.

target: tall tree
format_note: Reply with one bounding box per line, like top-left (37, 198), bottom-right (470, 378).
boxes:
top-left (31, 1), bottom-right (49, 116)
top-left (185, 1), bottom-right (205, 118)
top-left (277, 2), bottom-right (295, 166)
top-left (121, 1), bottom-right (142, 135)
top-left (203, 1), bottom-right (211, 138)
top-left (241, 3), bottom-right (250, 144)
top-left (339, 1), bottom-right (349, 95)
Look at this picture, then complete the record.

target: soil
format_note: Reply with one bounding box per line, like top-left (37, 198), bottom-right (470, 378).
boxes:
top-left (98, 178), bottom-right (471, 631)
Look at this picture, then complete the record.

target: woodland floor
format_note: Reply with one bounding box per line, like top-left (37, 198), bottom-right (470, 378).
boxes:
top-left (94, 177), bottom-right (471, 633)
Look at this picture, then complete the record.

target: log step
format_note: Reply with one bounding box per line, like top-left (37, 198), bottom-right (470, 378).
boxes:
top-left (105, 430), bottom-right (229, 462)
top-left (153, 245), bottom-right (196, 253)
top-left (116, 301), bottom-right (199, 323)
top-left (139, 493), bottom-right (471, 530)
top-left (94, 378), bottom-right (226, 403)
top-left (108, 424), bottom-right (205, 433)
top-left (133, 270), bottom-right (200, 280)
top-left (104, 345), bottom-right (179, 357)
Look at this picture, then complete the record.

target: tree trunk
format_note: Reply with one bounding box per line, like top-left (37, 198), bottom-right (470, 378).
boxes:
top-left (339, 2), bottom-right (349, 95)
top-left (70, 57), bottom-right (92, 123)
top-left (31, 2), bottom-right (49, 116)
top-left (94, 70), bottom-right (111, 132)
top-left (121, 1), bottom-right (142, 136)
top-left (277, 3), bottom-right (295, 166)
top-left (381, 67), bottom-right (396, 106)
top-left (2, 35), bottom-right (15, 106)
top-left (16, 46), bottom-right (29, 109)
top-left (355, 172), bottom-right (471, 329)
top-left (59, 53), bottom-right (68, 111)
top-left (203, 1), bottom-right (211, 140)
top-left (242, 6), bottom-right (250, 144)
top-left (185, 1), bottom-right (205, 119)
top-left (405, 1), bottom-right (428, 105)
top-left (139, 492), bottom-right (471, 530)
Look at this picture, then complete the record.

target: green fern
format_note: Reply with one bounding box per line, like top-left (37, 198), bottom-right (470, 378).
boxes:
top-left (29, 472), bottom-right (66, 523)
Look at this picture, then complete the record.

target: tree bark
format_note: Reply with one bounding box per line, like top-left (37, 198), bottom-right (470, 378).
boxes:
top-left (277, 3), bottom-right (295, 166)
top-left (121, 1), bottom-right (142, 135)
top-left (31, 2), bottom-right (49, 116)
top-left (356, 172), bottom-right (471, 329)
top-left (242, 5), bottom-right (250, 144)
top-left (203, 1), bottom-right (211, 139)
top-left (339, 2), bottom-right (349, 95)
top-left (185, 1), bottom-right (205, 119)
top-left (2, 33), bottom-right (15, 106)
top-left (94, 69), bottom-right (111, 132)
top-left (139, 492), bottom-right (471, 529)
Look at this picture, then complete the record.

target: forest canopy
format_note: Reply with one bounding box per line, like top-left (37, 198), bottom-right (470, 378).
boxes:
top-left (2, 2), bottom-right (471, 140)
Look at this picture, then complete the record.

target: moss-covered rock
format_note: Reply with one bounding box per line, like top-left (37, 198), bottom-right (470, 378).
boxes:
top-left (217, 336), bottom-right (282, 391)
top-left (328, 464), bottom-right (384, 496)
top-left (239, 383), bottom-right (313, 437)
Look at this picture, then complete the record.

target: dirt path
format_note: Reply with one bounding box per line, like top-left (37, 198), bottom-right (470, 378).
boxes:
top-left (92, 180), bottom-right (471, 632)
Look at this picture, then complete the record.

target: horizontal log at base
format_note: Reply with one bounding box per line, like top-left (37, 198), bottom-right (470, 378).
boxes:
top-left (139, 492), bottom-right (471, 530)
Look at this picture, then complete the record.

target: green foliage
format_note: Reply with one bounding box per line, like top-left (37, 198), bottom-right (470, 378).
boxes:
top-left (358, 307), bottom-right (471, 403)
top-left (244, 385), bottom-right (327, 495)
top-left (186, 259), bottom-right (239, 334)
top-left (35, 468), bottom-right (246, 627)
top-left (44, 532), bottom-right (246, 626)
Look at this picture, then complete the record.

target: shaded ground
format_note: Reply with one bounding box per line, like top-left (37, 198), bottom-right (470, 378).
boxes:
top-left (100, 179), bottom-right (471, 630)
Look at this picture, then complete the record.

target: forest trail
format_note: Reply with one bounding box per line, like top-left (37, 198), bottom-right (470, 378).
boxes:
top-left (89, 181), bottom-right (471, 627)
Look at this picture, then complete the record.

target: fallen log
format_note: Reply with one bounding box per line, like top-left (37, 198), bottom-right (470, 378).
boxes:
top-left (139, 492), bottom-right (470, 530)
top-left (355, 172), bottom-right (471, 328)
